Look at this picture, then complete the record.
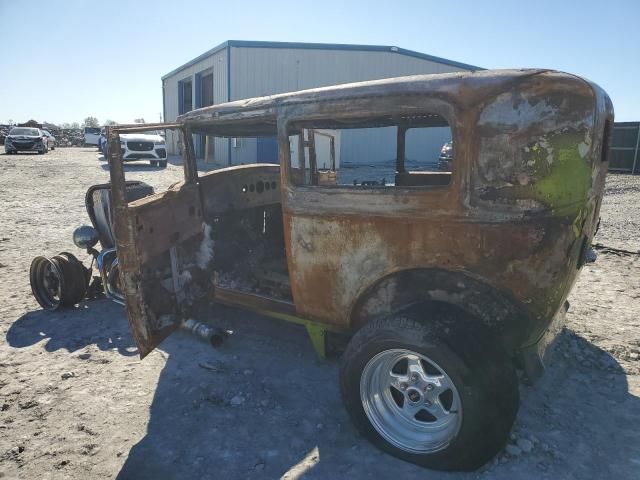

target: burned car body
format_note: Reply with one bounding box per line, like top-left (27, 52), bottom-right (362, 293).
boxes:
top-left (33, 69), bottom-right (612, 471)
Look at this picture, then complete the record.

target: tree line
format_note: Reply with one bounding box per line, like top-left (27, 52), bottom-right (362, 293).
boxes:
top-left (4, 117), bottom-right (146, 129)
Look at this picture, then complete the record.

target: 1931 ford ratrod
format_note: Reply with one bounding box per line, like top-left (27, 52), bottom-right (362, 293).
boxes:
top-left (29, 69), bottom-right (612, 470)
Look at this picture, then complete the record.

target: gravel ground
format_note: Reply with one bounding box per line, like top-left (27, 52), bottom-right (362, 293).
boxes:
top-left (0, 148), bottom-right (639, 479)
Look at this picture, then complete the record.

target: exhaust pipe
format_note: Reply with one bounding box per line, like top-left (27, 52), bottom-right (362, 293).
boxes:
top-left (181, 318), bottom-right (230, 348)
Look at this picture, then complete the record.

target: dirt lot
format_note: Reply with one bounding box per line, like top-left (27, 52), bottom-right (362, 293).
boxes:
top-left (1, 148), bottom-right (639, 479)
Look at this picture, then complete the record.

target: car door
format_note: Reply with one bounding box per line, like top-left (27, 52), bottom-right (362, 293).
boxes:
top-left (107, 126), bottom-right (208, 357)
top-left (279, 100), bottom-right (461, 328)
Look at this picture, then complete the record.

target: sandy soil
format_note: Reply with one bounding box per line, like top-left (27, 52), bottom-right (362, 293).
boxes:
top-left (0, 148), bottom-right (639, 479)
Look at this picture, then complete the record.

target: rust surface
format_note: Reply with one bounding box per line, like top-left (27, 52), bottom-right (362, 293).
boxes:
top-left (113, 70), bottom-right (613, 357)
top-left (108, 125), bottom-right (204, 357)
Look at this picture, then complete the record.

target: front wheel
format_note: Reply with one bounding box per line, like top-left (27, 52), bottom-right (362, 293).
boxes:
top-left (339, 313), bottom-right (518, 471)
top-left (159, 160), bottom-right (167, 168)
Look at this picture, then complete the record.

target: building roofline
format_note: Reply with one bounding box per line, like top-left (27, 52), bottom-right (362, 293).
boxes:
top-left (161, 40), bottom-right (484, 80)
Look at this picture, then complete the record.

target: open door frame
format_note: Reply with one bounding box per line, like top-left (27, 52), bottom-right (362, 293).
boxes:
top-left (107, 123), bottom-right (203, 357)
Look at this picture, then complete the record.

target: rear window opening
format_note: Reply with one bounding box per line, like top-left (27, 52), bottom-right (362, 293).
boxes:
top-left (287, 113), bottom-right (453, 188)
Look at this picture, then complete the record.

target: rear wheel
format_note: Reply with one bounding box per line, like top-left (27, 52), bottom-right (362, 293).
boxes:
top-left (340, 313), bottom-right (518, 471)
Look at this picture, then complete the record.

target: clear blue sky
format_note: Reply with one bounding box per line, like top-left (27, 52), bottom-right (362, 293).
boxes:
top-left (0, 0), bottom-right (638, 125)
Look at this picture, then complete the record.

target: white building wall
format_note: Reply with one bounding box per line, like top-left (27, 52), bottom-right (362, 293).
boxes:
top-left (230, 47), bottom-right (463, 99)
top-left (163, 48), bottom-right (228, 161)
top-left (163, 44), bottom-right (471, 164)
top-left (229, 47), bottom-right (463, 166)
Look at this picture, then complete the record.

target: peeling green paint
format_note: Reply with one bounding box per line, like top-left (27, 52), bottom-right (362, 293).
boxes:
top-left (522, 131), bottom-right (592, 216)
top-left (254, 309), bottom-right (331, 359)
top-left (304, 323), bottom-right (327, 359)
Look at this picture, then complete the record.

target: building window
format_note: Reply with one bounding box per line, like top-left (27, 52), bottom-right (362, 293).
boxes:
top-left (201, 72), bottom-right (214, 107)
top-left (179, 79), bottom-right (193, 115)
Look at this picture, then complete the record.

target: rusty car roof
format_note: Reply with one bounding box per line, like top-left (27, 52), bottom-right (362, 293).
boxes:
top-left (176, 69), bottom-right (599, 136)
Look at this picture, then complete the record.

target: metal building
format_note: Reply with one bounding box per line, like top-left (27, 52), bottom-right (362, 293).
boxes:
top-left (610, 122), bottom-right (640, 174)
top-left (161, 40), bottom-right (481, 164)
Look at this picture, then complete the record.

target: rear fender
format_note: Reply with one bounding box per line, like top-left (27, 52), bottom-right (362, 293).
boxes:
top-left (350, 268), bottom-right (532, 353)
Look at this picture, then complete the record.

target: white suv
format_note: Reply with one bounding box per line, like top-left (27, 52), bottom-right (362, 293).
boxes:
top-left (120, 132), bottom-right (167, 167)
top-left (101, 131), bottom-right (168, 168)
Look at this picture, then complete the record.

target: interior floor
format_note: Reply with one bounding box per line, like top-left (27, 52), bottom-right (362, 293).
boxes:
top-left (211, 203), bottom-right (292, 302)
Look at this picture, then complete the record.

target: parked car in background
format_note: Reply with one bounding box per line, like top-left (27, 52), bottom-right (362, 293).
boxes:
top-left (438, 140), bottom-right (453, 171)
top-left (42, 130), bottom-right (56, 150)
top-left (4, 127), bottom-right (48, 154)
top-left (84, 127), bottom-right (101, 147)
top-left (100, 129), bottom-right (167, 167)
top-left (121, 131), bottom-right (167, 167)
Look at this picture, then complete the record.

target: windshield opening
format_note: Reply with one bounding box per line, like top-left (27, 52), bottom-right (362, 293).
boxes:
top-left (10, 128), bottom-right (40, 136)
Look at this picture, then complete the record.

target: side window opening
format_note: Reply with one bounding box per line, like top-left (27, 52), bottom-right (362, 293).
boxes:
top-left (288, 114), bottom-right (452, 188)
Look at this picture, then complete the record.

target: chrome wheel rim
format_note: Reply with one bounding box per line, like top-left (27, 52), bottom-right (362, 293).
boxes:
top-left (360, 348), bottom-right (462, 453)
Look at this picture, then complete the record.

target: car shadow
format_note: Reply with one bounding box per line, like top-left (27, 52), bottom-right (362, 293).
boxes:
top-left (115, 312), bottom-right (640, 479)
top-left (6, 299), bottom-right (137, 356)
top-left (115, 306), bottom-right (372, 480)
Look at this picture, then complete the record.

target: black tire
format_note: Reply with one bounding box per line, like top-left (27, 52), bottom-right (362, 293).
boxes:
top-left (52, 253), bottom-right (88, 307)
top-left (29, 253), bottom-right (88, 310)
top-left (124, 182), bottom-right (155, 202)
top-left (159, 160), bottom-right (167, 168)
top-left (339, 311), bottom-right (519, 471)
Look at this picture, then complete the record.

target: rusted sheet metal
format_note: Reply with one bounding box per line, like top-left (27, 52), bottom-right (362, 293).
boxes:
top-left (198, 164), bottom-right (281, 216)
top-left (127, 183), bottom-right (202, 264)
top-left (178, 70), bottom-right (547, 134)
top-left (108, 126), bottom-right (206, 357)
top-left (278, 71), bottom-right (612, 350)
top-left (213, 286), bottom-right (297, 316)
top-left (111, 122), bottom-right (182, 133)
top-left (113, 70), bottom-right (612, 358)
